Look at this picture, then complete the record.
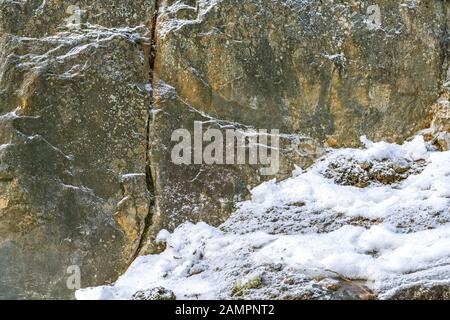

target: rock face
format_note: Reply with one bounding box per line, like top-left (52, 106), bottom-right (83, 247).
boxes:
top-left (0, 0), bottom-right (449, 299)
top-left (147, 0), bottom-right (449, 240)
top-left (425, 88), bottom-right (450, 151)
top-left (0, 0), bottom-right (155, 299)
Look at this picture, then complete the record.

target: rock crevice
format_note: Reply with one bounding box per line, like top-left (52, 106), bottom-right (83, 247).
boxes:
top-left (137, 0), bottom-right (161, 256)
top-left (1, 0), bottom-right (450, 299)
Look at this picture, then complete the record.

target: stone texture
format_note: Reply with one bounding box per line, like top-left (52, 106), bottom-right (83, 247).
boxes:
top-left (0, 0), bottom-right (449, 299)
top-left (132, 287), bottom-right (176, 300)
top-left (425, 88), bottom-right (450, 151)
top-left (323, 156), bottom-right (426, 187)
top-left (0, 0), bottom-right (155, 37)
top-left (147, 0), bottom-right (449, 240)
top-left (0, 1), bottom-right (155, 299)
top-left (388, 283), bottom-right (450, 300)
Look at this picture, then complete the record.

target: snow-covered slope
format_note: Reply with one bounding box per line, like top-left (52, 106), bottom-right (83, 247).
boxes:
top-left (76, 136), bottom-right (450, 300)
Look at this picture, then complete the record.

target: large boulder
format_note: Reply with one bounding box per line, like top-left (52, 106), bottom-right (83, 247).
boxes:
top-left (0, 1), bottom-right (155, 299)
top-left (146, 0), bottom-right (449, 243)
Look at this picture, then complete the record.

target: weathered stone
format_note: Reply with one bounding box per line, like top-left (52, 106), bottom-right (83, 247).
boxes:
top-left (1, 0), bottom-right (449, 300)
top-left (0, 1), bottom-right (155, 299)
top-left (323, 157), bottom-right (425, 187)
top-left (389, 283), bottom-right (450, 300)
top-left (425, 89), bottom-right (450, 151)
top-left (0, 0), bottom-right (155, 37)
top-left (148, 0), bottom-right (449, 235)
top-left (132, 287), bottom-right (176, 300)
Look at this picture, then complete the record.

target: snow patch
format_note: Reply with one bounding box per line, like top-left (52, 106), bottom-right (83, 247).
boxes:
top-left (77, 136), bottom-right (450, 300)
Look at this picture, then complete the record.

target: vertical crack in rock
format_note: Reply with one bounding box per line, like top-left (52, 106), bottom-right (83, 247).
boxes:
top-left (438, 1), bottom-right (449, 85)
top-left (135, 0), bottom-right (161, 257)
top-left (443, 2), bottom-right (449, 81)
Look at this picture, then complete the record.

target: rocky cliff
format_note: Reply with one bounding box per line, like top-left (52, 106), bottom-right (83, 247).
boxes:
top-left (0, 0), bottom-right (449, 299)
top-left (0, 0), bottom-right (156, 299)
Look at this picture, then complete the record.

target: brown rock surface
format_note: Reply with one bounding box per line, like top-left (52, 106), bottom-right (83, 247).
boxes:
top-left (148, 0), bottom-right (449, 237)
top-left (0, 0), bottom-right (449, 299)
top-left (0, 1), bottom-right (155, 299)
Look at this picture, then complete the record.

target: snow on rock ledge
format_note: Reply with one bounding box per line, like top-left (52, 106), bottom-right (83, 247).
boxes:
top-left (76, 136), bottom-right (450, 300)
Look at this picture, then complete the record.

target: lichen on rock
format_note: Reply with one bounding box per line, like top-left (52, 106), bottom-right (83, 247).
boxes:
top-left (0, 1), bottom-right (156, 299)
top-left (1, 0), bottom-right (450, 300)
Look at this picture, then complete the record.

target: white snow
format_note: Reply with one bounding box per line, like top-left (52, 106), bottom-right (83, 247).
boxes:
top-left (76, 136), bottom-right (450, 300)
top-left (241, 136), bottom-right (446, 220)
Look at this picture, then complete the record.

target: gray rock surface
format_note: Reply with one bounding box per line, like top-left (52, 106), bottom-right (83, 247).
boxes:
top-left (148, 0), bottom-right (449, 240)
top-left (0, 0), bottom-right (155, 299)
top-left (0, 0), bottom-right (449, 299)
